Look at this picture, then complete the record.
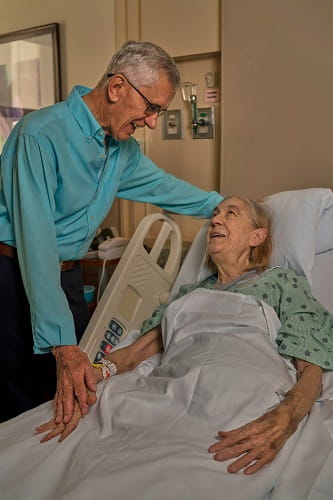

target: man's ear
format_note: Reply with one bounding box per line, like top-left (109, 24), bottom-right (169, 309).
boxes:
top-left (250, 228), bottom-right (267, 247)
top-left (107, 74), bottom-right (126, 103)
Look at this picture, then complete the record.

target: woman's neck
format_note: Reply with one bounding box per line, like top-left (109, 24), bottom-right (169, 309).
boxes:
top-left (215, 260), bottom-right (250, 285)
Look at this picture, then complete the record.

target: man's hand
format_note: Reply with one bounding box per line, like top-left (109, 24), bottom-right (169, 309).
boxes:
top-left (52, 345), bottom-right (97, 424)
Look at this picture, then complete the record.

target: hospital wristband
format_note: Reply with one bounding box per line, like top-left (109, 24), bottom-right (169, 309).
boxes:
top-left (92, 359), bottom-right (117, 379)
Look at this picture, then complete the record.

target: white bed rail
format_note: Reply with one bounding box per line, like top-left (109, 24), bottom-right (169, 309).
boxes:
top-left (80, 213), bottom-right (182, 362)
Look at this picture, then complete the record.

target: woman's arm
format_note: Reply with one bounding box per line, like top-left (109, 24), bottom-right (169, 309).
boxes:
top-left (111, 325), bottom-right (163, 369)
top-left (93, 326), bottom-right (163, 382)
top-left (36, 327), bottom-right (163, 442)
top-left (208, 359), bottom-right (323, 474)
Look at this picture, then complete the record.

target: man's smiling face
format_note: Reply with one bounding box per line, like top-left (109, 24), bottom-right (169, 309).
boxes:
top-left (104, 73), bottom-right (174, 141)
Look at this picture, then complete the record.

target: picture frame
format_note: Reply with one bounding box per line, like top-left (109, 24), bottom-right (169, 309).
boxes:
top-left (0, 23), bottom-right (61, 151)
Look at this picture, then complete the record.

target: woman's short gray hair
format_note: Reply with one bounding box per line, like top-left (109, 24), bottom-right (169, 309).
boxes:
top-left (97, 40), bottom-right (180, 90)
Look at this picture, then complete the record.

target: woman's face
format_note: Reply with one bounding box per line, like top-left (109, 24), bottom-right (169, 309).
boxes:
top-left (207, 197), bottom-right (261, 263)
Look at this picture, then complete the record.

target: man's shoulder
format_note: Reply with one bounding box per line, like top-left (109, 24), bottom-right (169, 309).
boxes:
top-left (16, 101), bottom-right (67, 139)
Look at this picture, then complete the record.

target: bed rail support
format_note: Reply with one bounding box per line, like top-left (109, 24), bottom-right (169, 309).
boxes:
top-left (79, 213), bottom-right (182, 362)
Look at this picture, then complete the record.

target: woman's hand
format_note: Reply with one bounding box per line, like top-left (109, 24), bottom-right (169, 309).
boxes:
top-left (36, 389), bottom-right (96, 443)
top-left (208, 403), bottom-right (296, 474)
top-left (209, 359), bottom-right (323, 474)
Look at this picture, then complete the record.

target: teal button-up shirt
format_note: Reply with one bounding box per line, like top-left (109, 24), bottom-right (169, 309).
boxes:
top-left (0, 85), bottom-right (222, 353)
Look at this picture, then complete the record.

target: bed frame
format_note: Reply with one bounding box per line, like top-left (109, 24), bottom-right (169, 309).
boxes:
top-left (79, 213), bottom-right (182, 362)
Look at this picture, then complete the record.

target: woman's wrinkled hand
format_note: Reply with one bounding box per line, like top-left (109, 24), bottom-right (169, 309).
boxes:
top-left (208, 402), bottom-right (297, 475)
top-left (208, 359), bottom-right (322, 475)
top-left (35, 390), bottom-right (96, 443)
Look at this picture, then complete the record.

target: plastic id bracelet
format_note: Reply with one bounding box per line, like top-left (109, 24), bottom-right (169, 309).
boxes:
top-left (92, 359), bottom-right (117, 379)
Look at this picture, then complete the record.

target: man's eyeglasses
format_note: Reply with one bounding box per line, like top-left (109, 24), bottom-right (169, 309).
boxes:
top-left (107, 73), bottom-right (167, 117)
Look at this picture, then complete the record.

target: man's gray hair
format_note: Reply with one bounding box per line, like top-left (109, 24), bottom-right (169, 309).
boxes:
top-left (97, 40), bottom-right (180, 91)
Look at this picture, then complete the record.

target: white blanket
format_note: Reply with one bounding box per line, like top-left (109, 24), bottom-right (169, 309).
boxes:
top-left (0, 290), bottom-right (332, 500)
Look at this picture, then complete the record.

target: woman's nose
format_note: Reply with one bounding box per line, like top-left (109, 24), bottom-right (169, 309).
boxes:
top-left (211, 213), bottom-right (223, 224)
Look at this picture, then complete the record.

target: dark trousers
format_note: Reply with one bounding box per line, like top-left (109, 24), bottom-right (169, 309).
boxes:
top-left (0, 255), bottom-right (90, 422)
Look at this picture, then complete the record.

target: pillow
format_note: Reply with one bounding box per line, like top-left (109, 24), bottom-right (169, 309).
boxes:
top-left (262, 188), bottom-right (333, 283)
top-left (316, 200), bottom-right (333, 254)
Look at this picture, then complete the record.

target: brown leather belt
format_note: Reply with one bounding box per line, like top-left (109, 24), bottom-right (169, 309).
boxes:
top-left (0, 242), bottom-right (77, 271)
top-left (0, 242), bottom-right (17, 258)
top-left (59, 260), bottom-right (77, 271)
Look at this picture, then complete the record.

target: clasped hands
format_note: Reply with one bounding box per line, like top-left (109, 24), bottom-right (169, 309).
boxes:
top-left (36, 344), bottom-right (132, 443)
top-left (36, 328), bottom-right (164, 442)
top-left (35, 345), bottom-right (97, 442)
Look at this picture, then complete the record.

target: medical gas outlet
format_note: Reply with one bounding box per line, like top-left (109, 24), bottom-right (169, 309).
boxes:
top-left (192, 107), bottom-right (215, 139)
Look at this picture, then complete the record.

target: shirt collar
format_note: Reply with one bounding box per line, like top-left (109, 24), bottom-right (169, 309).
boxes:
top-left (66, 85), bottom-right (119, 148)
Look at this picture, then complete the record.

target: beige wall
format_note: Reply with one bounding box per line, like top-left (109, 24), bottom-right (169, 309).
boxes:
top-left (114, 0), bottom-right (221, 240)
top-left (0, 0), bottom-right (116, 97)
top-left (140, 0), bottom-right (220, 57)
top-left (221, 0), bottom-right (333, 199)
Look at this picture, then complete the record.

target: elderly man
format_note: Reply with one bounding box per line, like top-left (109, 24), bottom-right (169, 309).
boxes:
top-left (0, 40), bottom-right (222, 423)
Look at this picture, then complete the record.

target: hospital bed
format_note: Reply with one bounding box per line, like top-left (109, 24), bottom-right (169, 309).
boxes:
top-left (81, 187), bottom-right (333, 500)
top-left (76, 187), bottom-right (333, 500)
top-left (80, 187), bottom-right (333, 360)
top-left (1, 188), bottom-right (333, 500)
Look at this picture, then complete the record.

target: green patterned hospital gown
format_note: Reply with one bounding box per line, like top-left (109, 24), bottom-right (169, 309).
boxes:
top-left (141, 267), bottom-right (333, 370)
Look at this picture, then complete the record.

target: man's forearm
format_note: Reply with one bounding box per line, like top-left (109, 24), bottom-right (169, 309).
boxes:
top-left (52, 344), bottom-right (78, 357)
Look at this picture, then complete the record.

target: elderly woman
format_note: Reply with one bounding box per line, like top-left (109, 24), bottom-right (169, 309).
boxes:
top-left (34, 196), bottom-right (331, 479)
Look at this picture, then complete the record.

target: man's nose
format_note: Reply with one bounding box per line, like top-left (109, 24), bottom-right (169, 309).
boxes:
top-left (144, 113), bottom-right (158, 129)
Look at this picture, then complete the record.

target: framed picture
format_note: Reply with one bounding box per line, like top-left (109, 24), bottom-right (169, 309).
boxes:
top-left (0, 23), bottom-right (61, 152)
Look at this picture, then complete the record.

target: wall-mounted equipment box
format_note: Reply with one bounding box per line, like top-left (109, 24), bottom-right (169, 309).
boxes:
top-left (162, 109), bottom-right (183, 140)
top-left (193, 107), bottom-right (215, 139)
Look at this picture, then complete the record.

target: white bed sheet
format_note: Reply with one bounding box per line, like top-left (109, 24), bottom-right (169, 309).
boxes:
top-left (1, 188), bottom-right (333, 498)
top-left (0, 291), bottom-right (332, 500)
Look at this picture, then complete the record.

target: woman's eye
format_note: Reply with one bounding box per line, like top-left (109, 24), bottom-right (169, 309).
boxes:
top-left (227, 210), bottom-right (236, 215)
